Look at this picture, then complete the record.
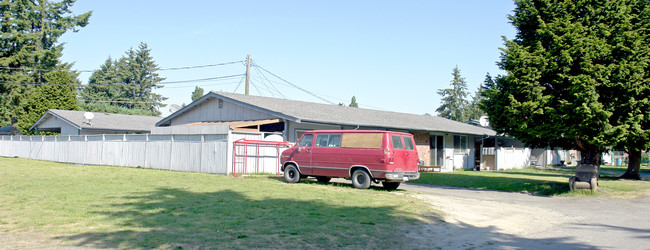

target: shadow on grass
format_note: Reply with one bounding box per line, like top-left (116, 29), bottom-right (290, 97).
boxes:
top-left (411, 173), bottom-right (570, 196)
top-left (55, 187), bottom-right (598, 249)
top-left (496, 170), bottom-right (573, 178)
top-left (268, 176), bottom-right (401, 192)
top-left (58, 187), bottom-right (422, 249)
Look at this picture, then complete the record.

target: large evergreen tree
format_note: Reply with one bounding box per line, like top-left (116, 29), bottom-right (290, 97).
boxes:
top-left (436, 66), bottom-right (469, 121)
top-left (0, 0), bottom-right (91, 129)
top-left (481, 0), bottom-right (650, 179)
top-left (81, 42), bottom-right (167, 116)
top-left (18, 71), bottom-right (79, 134)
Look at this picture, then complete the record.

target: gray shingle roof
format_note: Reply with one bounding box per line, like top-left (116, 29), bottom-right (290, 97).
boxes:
top-left (209, 92), bottom-right (496, 136)
top-left (31, 109), bottom-right (162, 132)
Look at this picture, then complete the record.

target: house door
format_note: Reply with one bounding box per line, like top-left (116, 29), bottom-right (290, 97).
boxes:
top-left (429, 135), bottom-right (444, 166)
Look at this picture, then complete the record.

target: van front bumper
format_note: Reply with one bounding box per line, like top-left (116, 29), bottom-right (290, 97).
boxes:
top-left (384, 171), bottom-right (420, 182)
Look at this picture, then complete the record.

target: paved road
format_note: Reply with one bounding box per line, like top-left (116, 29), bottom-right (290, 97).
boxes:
top-left (401, 182), bottom-right (650, 249)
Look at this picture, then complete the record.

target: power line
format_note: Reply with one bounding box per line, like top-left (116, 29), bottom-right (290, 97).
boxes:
top-left (0, 60), bottom-right (245, 73)
top-left (251, 62), bottom-right (335, 105)
top-left (251, 64), bottom-right (285, 98)
top-left (0, 74), bottom-right (245, 87)
top-left (78, 98), bottom-right (162, 104)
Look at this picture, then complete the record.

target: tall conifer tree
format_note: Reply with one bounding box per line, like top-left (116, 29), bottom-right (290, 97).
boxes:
top-left (481, 0), bottom-right (650, 179)
top-left (0, 0), bottom-right (91, 128)
top-left (436, 66), bottom-right (469, 122)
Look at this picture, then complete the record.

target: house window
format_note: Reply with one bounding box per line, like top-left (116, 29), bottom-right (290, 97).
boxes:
top-left (218, 99), bottom-right (223, 109)
top-left (454, 135), bottom-right (467, 153)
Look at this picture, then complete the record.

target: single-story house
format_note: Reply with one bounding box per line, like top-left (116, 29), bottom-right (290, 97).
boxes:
top-left (156, 91), bottom-right (500, 171)
top-left (0, 125), bottom-right (21, 135)
top-left (30, 109), bottom-right (162, 135)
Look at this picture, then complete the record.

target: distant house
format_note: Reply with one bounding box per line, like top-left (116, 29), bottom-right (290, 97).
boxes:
top-left (30, 109), bottom-right (162, 135)
top-left (0, 125), bottom-right (21, 135)
top-left (156, 91), bottom-right (498, 171)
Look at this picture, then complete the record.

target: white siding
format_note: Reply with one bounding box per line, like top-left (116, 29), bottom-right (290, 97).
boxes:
top-left (497, 147), bottom-right (531, 170)
top-left (170, 97), bottom-right (275, 126)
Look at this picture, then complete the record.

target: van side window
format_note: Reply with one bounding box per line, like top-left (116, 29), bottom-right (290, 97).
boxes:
top-left (391, 135), bottom-right (403, 149)
top-left (403, 136), bottom-right (414, 150)
top-left (328, 134), bottom-right (341, 147)
top-left (316, 134), bottom-right (329, 147)
top-left (297, 134), bottom-right (313, 147)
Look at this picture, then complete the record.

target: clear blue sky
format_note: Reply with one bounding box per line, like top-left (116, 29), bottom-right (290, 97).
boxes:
top-left (59, 0), bottom-right (516, 117)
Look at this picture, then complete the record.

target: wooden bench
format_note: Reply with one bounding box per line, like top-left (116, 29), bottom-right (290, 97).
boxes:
top-left (419, 166), bottom-right (442, 172)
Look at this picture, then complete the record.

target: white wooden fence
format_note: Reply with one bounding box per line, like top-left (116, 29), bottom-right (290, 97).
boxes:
top-left (0, 134), bottom-right (230, 174)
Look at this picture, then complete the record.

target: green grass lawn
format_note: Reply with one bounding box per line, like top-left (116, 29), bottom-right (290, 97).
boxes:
top-left (411, 168), bottom-right (650, 197)
top-left (0, 157), bottom-right (434, 249)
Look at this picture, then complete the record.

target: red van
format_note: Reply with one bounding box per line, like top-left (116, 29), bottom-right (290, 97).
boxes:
top-left (280, 130), bottom-right (420, 190)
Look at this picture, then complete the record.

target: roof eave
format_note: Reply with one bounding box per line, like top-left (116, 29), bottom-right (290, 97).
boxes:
top-left (29, 110), bottom-right (81, 131)
top-left (156, 92), bottom-right (301, 127)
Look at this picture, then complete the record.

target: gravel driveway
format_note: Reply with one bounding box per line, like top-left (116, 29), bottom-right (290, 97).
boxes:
top-left (401, 182), bottom-right (650, 249)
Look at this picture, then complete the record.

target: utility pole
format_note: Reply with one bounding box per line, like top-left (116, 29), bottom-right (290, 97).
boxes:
top-left (245, 54), bottom-right (251, 95)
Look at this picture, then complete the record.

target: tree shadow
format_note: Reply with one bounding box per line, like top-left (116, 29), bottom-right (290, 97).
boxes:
top-left (415, 173), bottom-right (570, 195)
top-left (56, 187), bottom-right (424, 249)
top-left (54, 187), bottom-right (600, 249)
top-left (496, 170), bottom-right (573, 178)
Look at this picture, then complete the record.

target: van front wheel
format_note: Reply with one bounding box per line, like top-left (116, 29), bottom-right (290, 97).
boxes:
top-left (284, 165), bottom-right (301, 183)
top-left (351, 169), bottom-right (371, 189)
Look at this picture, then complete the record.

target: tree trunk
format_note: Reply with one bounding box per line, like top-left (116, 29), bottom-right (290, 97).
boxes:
top-left (578, 145), bottom-right (602, 165)
top-left (576, 139), bottom-right (602, 177)
top-left (620, 149), bottom-right (641, 180)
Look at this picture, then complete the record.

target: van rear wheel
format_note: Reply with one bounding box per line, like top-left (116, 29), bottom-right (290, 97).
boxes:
top-left (351, 169), bottom-right (371, 189)
top-left (382, 182), bottom-right (400, 190)
top-left (284, 164), bottom-right (301, 183)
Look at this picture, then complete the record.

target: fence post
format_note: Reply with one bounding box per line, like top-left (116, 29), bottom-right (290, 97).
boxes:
top-left (101, 134), bottom-right (105, 164)
top-left (144, 134), bottom-right (148, 168)
top-left (199, 134), bottom-right (204, 173)
top-left (169, 135), bottom-right (174, 171)
top-left (83, 135), bottom-right (87, 165)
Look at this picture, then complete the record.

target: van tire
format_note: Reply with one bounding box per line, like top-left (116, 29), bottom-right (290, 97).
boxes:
top-left (351, 169), bottom-right (371, 189)
top-left (284, 164), bottom-right (301, 183)
top-left (316, 176), bottom-right (331, 183)
top-left (382, 182), bottom-right (400, 190)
